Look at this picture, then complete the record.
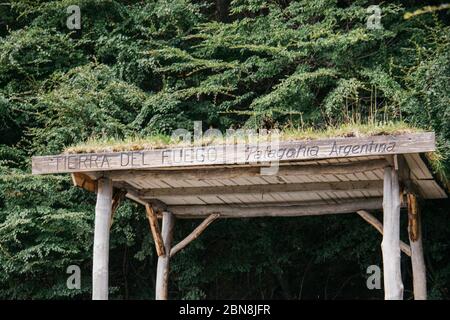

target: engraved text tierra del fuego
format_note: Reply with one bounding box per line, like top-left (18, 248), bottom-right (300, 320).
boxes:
top-left (50, 140), bottom-right (396, 172)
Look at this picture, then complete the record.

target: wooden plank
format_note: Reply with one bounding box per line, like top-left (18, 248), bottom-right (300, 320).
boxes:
top-left (156, 196), bottom-right (204, 205)
top-left (126, 180), bottom-right (143, 190)
top-left (92, 177), bottom-right (112, 300)
top-left (170, 214), bottom-right (220, 257)
top-left (197, 195), bottom-right (225, 204)
top-left (167, 197), bottom-right (383, 217)
top-left (125, 189), bottom-right (147, 206)
top-left (186, 179), bottom-right (210, 187)
top-left (381, 167), bottom-right (404, 300)
top-left (416, 180), bottom-right (447, 199)
top-left (146, 179), bottom-right (172, 188)
top-left (322, 174), bottom-right (340, 182)
top-left (139, 180), bottom-right (382, 198)
top-left (219, 194), bottom-right (243, 204)
top-left (355, 172), bottom-right (368, 181)
top-left (145, 203), bottom-right (165, 257)
top-left (404, 154), bottom-right (433, 180)
top-left (32, 133), bottom-right (436, 174)
top-left (363, 171), bottom-right (378, 180)
top-left (108, 160), bottom-right (388, 182)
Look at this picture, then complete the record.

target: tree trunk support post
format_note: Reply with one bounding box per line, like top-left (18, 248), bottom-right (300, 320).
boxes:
top-left (92, 177), bottom-right (113, 300)
top-left (155, 211), bottom-right (175, 300)
top-left (382, 166), bottom-right (404, 300)
top-left (398, 154), bottom-right (427, 300)
top-left (407, 193), bottom-right (427, 300)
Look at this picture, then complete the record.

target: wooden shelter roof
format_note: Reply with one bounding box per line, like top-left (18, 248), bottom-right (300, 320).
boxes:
top-left (32, 132), bottom-right (447, 218)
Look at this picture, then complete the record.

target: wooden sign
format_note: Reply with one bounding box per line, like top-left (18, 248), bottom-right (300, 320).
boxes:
top-left (32, 132), bottom-right (435, 174)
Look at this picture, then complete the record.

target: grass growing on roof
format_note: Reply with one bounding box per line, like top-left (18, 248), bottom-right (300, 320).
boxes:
top-left (63, 121), bottom-right (448, 189)
top-left (65, 122), bottom-right (420, 154)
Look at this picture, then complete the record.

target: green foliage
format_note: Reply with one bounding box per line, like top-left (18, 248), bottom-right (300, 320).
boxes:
top-left (0, 27), bottom-right (84, 81)
top-left (0, 0), bottom-right (449, 299)
top-left (31, 63), bottom-right (149, 154)
top-left (0, 169), bottom-right (92, 298)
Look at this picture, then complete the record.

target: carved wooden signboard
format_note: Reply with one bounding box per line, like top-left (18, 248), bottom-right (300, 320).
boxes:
top-left (32, 132), bottom-right (435, 174)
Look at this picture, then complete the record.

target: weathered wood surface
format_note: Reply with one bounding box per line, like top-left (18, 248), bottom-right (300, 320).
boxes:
top-left (404, 153), bottom-right (433, 180)
top-left (170, 214), bottom-right (220, 257)
top-left (402, 153), bottom-right (447, 199)
top-left (407, 193), bottom-right (427, 300)
top-left (155, 211), bottom-right (175, 300)
top-left (145, 203), bottom-right (165, 257)
top-left (124, 189), bottom-right (147, 206)
top-left (357, 210), bottom-right (411, 256)
top-left (32, 133), bottom-right (435, 174)
top-left (92, 178), bottom-right (112, 300)
top-left (166, 198), bottom-right (383, 218)
top-left (381, 167), bottom-right (404, 300)
top-left (141, 180), bottom-right (383, 198)
top-left (109, 160), bottom-right (388, 182)
top-left (71, 172), bottom-right (97, 192)
top-left (415, 180), bottom-right (448, 199)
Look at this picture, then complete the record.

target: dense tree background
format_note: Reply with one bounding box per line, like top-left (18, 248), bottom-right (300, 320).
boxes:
top-left (0, 0), bottom-right (449, 299)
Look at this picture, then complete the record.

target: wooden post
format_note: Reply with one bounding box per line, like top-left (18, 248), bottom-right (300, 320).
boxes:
top-left (407, 193), bottom-right (427, 300)
top-left (92, 177), bottom-right (113, 300)
top-left (155, 211), bottom-right (175, 300)
top-left (381, 166), bottom-right (404, 300)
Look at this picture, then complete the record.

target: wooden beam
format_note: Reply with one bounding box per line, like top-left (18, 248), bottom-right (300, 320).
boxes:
top-left (167, 198), bottom-right (383, 218)
top-left (156, 211), bottom-right (175, 300)
top-left (92, 177), bottom-right (112, 300)
top-left (407, 193), bottom-right (427, 300)
top-left (71, 172), bottom-right (97, 192)
top-left (32, 132), bottom-right (436, 174)
top-left (356, 210), bottom-right (411, 256)
top-left (381, 167), bottom-right (404, 300)
top-left (122, 187), bottom-right (168, 214)
top-left (404, 153), bottom-right (433, 180)
top-left (170, 214), bottom-right (220, 257)
top-left (124, 189), bottom-right (147, 206)
top-left (145, 203), bottom-right (165, 257)
top-left (108, 160), bottom-right (388, 182)
top-left (140, 180), bottom-right (383, 198)
top-left (402, 154), bottom-right (447, 199)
